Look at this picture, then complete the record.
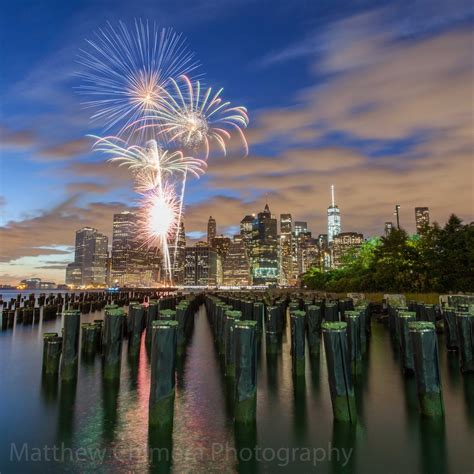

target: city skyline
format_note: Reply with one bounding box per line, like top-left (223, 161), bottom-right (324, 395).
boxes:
top-left (1, 0), bottom-right (473, 285)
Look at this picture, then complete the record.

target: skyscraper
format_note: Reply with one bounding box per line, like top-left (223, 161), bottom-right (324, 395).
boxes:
top-left (415, 207), bottom-right (430, 233)
top-left (170, 221), bottom-right (186, 285)
top-left (212, 235), bottom-right (232, 258)
top-left (207, 216), bottom-right (217, 246)
top-left (184, 243), bottom-right (218, 286)
top-left (240, 214), bottom-right (255, 257)
top-left (111, 211), bottom-right (161, 287)
top-left (294, 221), bottom-right (308, 236)
top-left (327, 185), bottom-right (341, 243)
top-left (71, 227), bottom-right (108, 286)
top-left (222, 235), bottom-right (251, 286)
top-left (279, 214), bottom-right (293, 285)
top-left (251, 204), bottom-right (279, 285)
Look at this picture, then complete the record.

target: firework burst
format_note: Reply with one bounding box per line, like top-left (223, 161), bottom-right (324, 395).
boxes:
top-left (77, 20), bottom-right (199, 141)
top-left (135, 74), bottom-right (249, 159)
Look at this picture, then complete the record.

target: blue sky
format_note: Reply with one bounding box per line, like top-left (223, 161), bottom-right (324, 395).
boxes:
top-left (0, 0), bottom-right (473, 283)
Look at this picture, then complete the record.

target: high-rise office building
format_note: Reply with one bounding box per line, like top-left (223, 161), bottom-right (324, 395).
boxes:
top-left (251, 204), bottom-right (279, 285)
top-left (71, 227), bottom-right (108, 286)
top-left (240, 214), bottom-right (255, 257)
top-left (279, 214), bottom-right (293, 285)
top-left (207, 216), bottom-right (217, 246)
top-left (415, 207), bottom-right (430, 234)
top-left (212, 235), bottom-right (232, 258)
top-left (294, 221), bottom-right (308, 236)
top-left (111, 211), bottom-right (161, 287)
top-left (170, 221), bottom-right (186, 285)
top-left (327, 185), bottom-right (341, 243)
top-left (184, 243), bottom-right (218, 286)
top-left (332, 232), bottom-right (364, 269)
top-left (222, 235), bottom-right (251, 286)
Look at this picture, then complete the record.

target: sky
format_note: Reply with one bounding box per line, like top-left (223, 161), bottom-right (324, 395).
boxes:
top-left (0, 0), bottom-right (473, 284)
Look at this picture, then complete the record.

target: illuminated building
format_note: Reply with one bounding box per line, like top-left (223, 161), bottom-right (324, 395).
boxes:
top-left (279, 214), bottom-right (293, 285)
top-left (294, 221), bottom-right (308, 236)
top-left (240, 214), bottom-right (255, 257)
top-left (415, 207), bottom-right (430, 234)
top-left (251, 204), bottom-right (279, 285)
top-left (332, 232), bottom-right (364, 269)
top-left (327, 185), bottom-right (341, 243)
top-left (223, 234), bottom-right (250, 286)
top-left (111, 211), bottom-right (161, 287)
top-left (170, 221), bottom-right (186, 285)
top-left (207, 216), bottom-right (217, 246)
top-left (212, 235), bottom-right (232, 258)
top-left (66, 263), bottom-right (82, 287)
top-left (184, 243), bottom-right (218, 286)
top-left (72, 227), bottom-right (108, 286)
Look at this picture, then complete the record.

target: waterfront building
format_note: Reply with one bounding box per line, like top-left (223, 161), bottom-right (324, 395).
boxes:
top-left (65, 263), bottom-right (82, 287)
top-left (72, 227), bottom-right (108, 286)
top-left (170, 221), bottom-right (186, 285)
top-left (212, 235), bottom-right (232, 258)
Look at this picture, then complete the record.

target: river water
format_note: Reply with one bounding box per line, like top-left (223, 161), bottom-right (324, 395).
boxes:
top-left (0, 298), bottom-right (473, 473)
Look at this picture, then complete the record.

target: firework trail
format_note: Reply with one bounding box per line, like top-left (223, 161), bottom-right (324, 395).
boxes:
top-left (77, 20), bottom-right (199, 142)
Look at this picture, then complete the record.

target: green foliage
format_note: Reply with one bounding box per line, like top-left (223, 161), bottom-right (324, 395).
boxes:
top-left (302, 215), bottom-right (474, 293)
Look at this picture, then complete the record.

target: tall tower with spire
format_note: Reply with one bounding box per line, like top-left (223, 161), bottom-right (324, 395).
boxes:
top-left (327, 185), bottom-right (341, 243)
top-left (207, 216), bottom-right (216, 246)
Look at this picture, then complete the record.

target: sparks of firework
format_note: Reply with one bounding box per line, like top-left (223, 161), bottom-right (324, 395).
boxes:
top-left (77, 20), bottom-right (199, 141)
top-left (138, 184), bottom-right (180, 280)
top-left (90, 135), bottom-right (207, 192)
top-left (133, 74), bottom-right (249, 159)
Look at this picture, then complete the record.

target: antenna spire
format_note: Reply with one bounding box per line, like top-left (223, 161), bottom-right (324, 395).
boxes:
top-left (331, 184), bottom-right (335, 207)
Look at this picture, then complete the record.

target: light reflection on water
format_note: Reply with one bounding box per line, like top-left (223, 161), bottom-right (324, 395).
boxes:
top-left (0, 298), bottom-right (473, 473)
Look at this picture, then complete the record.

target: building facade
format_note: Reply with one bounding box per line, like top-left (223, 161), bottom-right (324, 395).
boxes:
top-left (332, 232), bottom-right (364, 269)
top-left (223, 235), bottom-right (251, 286)
top-left (207, 216), bottom-right (217, 246)
top-left (184, 243), bottom-right (218, 286)
top-left (251, 204), bottom-right (279, 285)
top-left (415, 207), bottom-right (430, 233)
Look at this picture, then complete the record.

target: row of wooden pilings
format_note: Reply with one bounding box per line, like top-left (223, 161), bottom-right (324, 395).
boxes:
top-left (41, 293), bottom-right (201, 431)
top-left (387, 301), bottom-right (474, 417)
top-left (203, 293), bottom-right (371, 425)
top-left (1, 290), bottom-right (177, 330)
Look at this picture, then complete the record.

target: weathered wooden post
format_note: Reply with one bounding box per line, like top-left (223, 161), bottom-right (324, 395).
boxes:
top-left (306, 305), bottom-right (322, 354)
top-left (149, 320), bottom-right (178, 428)
top-left (290, 310), bottom-right (306, 377)
top-left (225, 310), bottom-right (242, 377)
top-left (409, 322), bottom-right (444, 417)
top-left (265, 306), bottom-right (280, 355)
top-left (60, 310), bottom-right (81, 382)
top-left (103, 309), bottom-right (124, 380)
top-left (345, 311), bottom-right (362, 375)
top-left (234, 320), bottom-right (258, 425)
top-left (455, 312), bottom-right (474, 373)
top-left (42, 333), bottom-right (62, 376)
top-left (398, 311), bottom-right (416, 373)
top-left (322, 322), bottom-right (357, 422)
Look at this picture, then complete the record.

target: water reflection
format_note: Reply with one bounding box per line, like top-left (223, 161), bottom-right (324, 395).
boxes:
top-left (331, 421), bottom-right (357, 474)
top-left (40, 371), bottom-right (59, 405)
top-left (292, 374), bottom-right (307, 441)
top-left (419, 417), bottom-right (447, 474)
top-left (57, 379), bottom-right (77, 442)
top-left (102, 377), bottom-right (120, 442)
top-left (235, 422), bottom-right (258, 474)
top-left (148, 425), bottom-right (173, 474)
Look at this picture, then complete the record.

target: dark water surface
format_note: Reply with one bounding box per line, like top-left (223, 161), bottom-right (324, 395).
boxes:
top-left (1, 301), bottom-right (473, 473)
